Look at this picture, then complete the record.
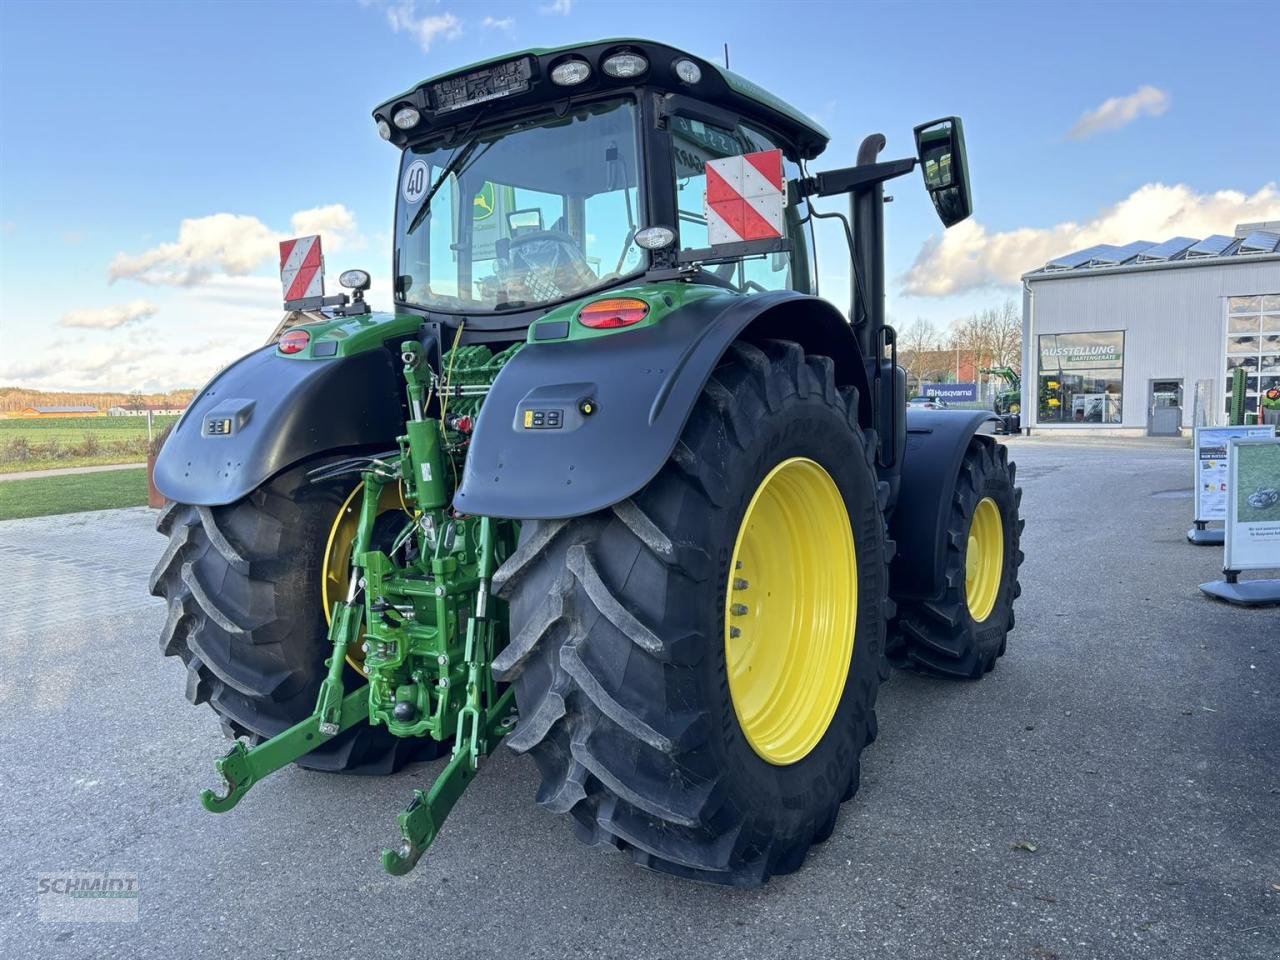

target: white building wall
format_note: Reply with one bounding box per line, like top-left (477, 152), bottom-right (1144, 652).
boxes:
top-left (1023, 258), bottom-right (1280, 431)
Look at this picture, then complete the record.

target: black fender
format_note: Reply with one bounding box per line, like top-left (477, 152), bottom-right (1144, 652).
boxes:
top-left (455, 290), bottom-right (870, 520)
top-left (889, 408), bottom-right (1000, 601)
top-left (154, 346), bottom-right (405, 506)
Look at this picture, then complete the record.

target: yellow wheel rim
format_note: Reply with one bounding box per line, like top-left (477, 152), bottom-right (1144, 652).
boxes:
top-left (1009, 403), bottom-right (1020, 414)
top-left (724, 457), bottom-right (857, 766)
top-left (965, 497), bottom-right (1004, 623)
top-left (322, 482), bottom-right (407, 674)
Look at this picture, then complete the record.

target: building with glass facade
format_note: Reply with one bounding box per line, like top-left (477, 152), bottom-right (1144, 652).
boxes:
top-left (1020, 224), bottom-right (1280, 435)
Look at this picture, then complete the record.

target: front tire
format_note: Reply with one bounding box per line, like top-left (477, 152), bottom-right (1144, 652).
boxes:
top-left (887, 439), bottom-right (1023, 678)
top-left (492, 340), bottom-right (889, 885)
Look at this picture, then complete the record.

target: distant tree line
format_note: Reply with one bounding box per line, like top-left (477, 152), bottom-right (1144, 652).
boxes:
top-left (897, 298), bottom-right (1022, 396)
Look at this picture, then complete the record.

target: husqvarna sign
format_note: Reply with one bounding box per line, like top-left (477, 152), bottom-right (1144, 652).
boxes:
top-left (923, 382), bottom-right (978, 403)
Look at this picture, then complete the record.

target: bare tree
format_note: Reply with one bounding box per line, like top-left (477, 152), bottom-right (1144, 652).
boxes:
top-left (898, 317), bottom-right (942, 393)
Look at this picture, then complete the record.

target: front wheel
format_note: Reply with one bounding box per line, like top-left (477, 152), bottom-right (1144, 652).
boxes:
top-left (491, 340), bottom-right (889, 885)
top-left (887, 439), bottom-right (1023, 678)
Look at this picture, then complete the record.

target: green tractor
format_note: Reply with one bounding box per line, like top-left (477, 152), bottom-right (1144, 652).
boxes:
top-left (150, 39), bottom-right (1023, 886)
top-left (981, 365), bottom-right (1022, 433)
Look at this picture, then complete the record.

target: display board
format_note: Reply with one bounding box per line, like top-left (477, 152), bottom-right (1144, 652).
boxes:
top-left (1193, 425), bottom-right (1275, 522)
top-left (1225, 437), bottom-right (1280, 571)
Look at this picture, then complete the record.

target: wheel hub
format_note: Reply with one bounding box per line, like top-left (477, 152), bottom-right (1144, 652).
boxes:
top-left (724, 457), bottom-right (857, 766)
top-left (965, 496), bottom-right (1004, 623)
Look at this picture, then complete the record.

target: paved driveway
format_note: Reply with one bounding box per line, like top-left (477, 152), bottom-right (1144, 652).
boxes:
top-left (1, 439), bottom-right (1276, 959)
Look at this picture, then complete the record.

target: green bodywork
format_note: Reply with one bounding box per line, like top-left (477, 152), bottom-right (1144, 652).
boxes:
top-left (203, 338), bottom-right (521, 875)
top-left (275, 312), bottom-right (423, 360)
top-left (527, 280), bottom-right (728, 343)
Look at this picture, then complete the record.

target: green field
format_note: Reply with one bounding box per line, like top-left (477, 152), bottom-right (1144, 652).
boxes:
top-left (0, 415), bottom-right (179, 473)
top-left (0, 467), bottom-right (151, 520)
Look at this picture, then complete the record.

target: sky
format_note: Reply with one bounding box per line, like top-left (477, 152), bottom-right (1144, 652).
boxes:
top-left (2, 0), bottom-right (1279, 393)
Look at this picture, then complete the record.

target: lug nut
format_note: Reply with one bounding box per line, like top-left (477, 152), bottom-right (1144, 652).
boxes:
top-left (733, 578), bottom-right (749, 590)
top-left (731, 603), bottom-right (748, 616)
top-left (729, 627), bottom-right (742, 639)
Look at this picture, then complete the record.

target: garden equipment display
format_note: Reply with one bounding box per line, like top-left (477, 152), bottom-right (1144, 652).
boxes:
top-left (150, 39), bottom-right (1024, 885)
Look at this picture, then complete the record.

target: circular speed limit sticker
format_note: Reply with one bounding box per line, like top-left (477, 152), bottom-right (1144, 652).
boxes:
top-left (402, 159), bottom-right (429, 204)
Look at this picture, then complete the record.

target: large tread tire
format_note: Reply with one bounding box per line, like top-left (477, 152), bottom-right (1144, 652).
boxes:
top-left (492, 339), bottom-right (889, 885)
top-left (149, 461), bottom-right (439, 774)
top-left (887, 439), bottom-right (1024, 679)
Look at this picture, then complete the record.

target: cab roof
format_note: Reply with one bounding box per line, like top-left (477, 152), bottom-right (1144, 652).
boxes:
top-left (373, 38), bottom-right (830, 160)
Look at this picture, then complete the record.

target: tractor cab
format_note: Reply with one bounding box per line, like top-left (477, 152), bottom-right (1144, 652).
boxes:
top-left (375, 40), bottom-right (835, 338)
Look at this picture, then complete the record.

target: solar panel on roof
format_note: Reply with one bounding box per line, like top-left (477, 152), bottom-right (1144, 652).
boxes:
top-left (1238, 230), bottom-right (1280, 254)
top-left (1106, 240), bottom-right (1157, 263)
top-left (1046, 244), bottom-right (1107, 269)
top-left (1186, 234), bottom-right (1236, 257)
top-left (1134, 236), bottom-right (1197, 261)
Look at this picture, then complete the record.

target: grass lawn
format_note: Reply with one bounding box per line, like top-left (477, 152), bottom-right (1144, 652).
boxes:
top-left (0, 467), bottom-right (150, 520)
top-left (0, 416), bottom-right (177, 474)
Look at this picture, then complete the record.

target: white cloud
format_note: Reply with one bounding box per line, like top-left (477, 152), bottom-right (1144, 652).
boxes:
top-left (902, 181), bottom-right (1280, 297)
top-left (1067, 85), bottom-right (1170, 140)
top-left (385, 3), bottom-right (462, 51)
top-left (59, 299), bottom-right (159, 330)
top-left (482, 15), bottom-right (514, 30)
top-left (539, 0), bottom-right (572, 14)
top-left (107, 205), bottom-right (359, 287)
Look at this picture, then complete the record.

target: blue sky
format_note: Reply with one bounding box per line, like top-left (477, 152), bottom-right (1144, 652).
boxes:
top-left (2, 0), bottom-right (1279, 392)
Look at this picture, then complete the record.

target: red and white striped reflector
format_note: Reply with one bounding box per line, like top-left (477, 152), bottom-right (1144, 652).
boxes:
top-left (704, 149), bottom-right (785, 244)
top-left (279, 235), bottom-right (324, 303)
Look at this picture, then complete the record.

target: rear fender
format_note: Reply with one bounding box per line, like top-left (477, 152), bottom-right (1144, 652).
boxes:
top-left (455, 290), bottom-right (870, 520)
top-left (154, 346), bottom-right (405, 506)
top-left (889, 408), bottom-right (1000, 601)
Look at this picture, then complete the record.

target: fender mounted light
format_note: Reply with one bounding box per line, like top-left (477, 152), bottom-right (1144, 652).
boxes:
top-left (278, 329), bottom-right (310, 354)
top-left (578, 298), bottom-right (649, 330)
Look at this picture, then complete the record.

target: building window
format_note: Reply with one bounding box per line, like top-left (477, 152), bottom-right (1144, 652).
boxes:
top-left (1037, 331), bottom-right (1124, 424)
top-left (1225, 295), bottom-right (1280, 415)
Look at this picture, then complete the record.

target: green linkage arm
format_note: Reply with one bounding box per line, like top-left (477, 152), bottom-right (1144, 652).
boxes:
top-left (200, 686), bottom-right (370, 814)
top-left (380, 686), bottom-right (517, 875)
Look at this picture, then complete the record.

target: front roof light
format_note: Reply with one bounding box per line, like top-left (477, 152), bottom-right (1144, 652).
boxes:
top-left (550, 58), bottom-right (591, 86)
top-left (674, 58), bottom-right (702, 84)
top-left (377, 119), bottom-right (392, 141)
top-left (392, 105), bottom-right (421, 129)
top-left (634, 226), bottom-right (675, 250)
top-left (602, 51), bottom-right (648, 79)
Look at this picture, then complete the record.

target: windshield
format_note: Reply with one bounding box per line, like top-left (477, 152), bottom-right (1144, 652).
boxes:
top-left (395, 98), bottom-right (645, 313)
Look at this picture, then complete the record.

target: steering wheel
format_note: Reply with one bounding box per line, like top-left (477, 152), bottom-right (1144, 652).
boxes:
top-left (507, 230), bottom-right (591, 270)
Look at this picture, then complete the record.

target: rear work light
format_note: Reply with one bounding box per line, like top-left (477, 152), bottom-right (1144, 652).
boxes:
top-left (578, 298), bottom-right (649, 329)
top-left (278, 329), bottom-right (310, 354)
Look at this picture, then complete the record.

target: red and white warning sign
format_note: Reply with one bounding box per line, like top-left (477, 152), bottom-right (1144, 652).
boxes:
top-left (704, 149), bottom-right (785, 245)
top-left (279, 235), bottom-right (324, 303)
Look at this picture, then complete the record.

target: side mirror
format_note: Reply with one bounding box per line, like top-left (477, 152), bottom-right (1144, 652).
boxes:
top-left (913, 117), bottom-right (972, 228)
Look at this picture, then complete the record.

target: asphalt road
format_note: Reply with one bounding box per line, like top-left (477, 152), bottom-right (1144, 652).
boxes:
top-left (1, 437), bottom-right (1277, 959)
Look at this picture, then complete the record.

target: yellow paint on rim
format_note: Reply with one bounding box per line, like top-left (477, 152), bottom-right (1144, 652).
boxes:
top-left (965, 497), bottom-right (1004, 623)
top-left (322, 482), bottom-right (406, 674)
top-left (724, 457), bottom-right (857, 766)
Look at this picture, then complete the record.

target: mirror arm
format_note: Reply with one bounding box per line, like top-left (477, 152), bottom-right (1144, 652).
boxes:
top-left (795, 157), bottom-right (917, 199)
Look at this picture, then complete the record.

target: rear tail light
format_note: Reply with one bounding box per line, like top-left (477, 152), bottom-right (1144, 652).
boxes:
top-left (279, 329), bottom-right (310, 354)
top-left (577, 298), bottom-right (649, 329)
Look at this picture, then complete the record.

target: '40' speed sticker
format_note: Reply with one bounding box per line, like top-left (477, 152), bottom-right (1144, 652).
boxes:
top-left (402, 159), bottom-right (429, 204)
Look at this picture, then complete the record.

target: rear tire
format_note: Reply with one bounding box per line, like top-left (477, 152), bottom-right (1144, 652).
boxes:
top-left (492, 340), bottom-right (889, 885)
top-left (149, 461), bottom-right (440, 774)
top-left (887, 439), bottom-right (1023, 678)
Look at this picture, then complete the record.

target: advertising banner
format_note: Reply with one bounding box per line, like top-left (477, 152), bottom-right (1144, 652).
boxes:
top-left (1193, 425), bottom-right (1275, 522)
top-left (922, 382), bottom-right (978, 403)
top-left (1225, 438), bottom-right (1280, 571)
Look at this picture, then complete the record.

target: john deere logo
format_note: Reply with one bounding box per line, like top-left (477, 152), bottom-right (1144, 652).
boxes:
top-left (474, 182), bottom-right (496, 221)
